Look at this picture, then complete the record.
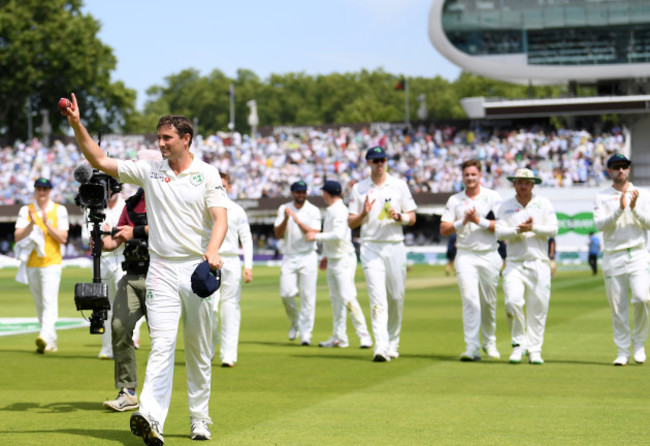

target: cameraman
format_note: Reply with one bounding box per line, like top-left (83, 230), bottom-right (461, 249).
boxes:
top-left (82, 189), bottom-right (126, 360)
top-left (101, 184), bottom-right (150, 412)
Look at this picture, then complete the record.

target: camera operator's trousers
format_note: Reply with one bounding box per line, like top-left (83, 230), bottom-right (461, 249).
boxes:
top-left (360, 241), bottom-right (406, 358)
top-left (455, 248), bottom-right (501, 353)
top-left (212, 254), bottom-right (242, 364)
top-left (602, 248), bottom-right (650, 357)
top-left (139, 256), bottom-right (214, 429)
top-left (280, 251), bottom-right (318, 344)
top-left (27, 264), bottom-right (61, 346)
top-left (111, 272), bottom-right (146, 389)
top-left (100, 253), bottom-right (125, 358)
top-left (503, 259), bottom-right (551, 355)
top-left (326, 252), bottom-right (370, 344)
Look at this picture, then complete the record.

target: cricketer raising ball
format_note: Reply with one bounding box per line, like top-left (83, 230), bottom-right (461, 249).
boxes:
top-left (58, 98), bottom-right (72, 115)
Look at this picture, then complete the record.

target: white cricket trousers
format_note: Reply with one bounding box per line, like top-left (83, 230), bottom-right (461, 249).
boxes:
top-left (99, 254), bottom-right (126, 356)
top-left (327, 253), bottom-right (370, 344)
top-left (602, 248), bottom-right (650, 356)
top-left (27, 264), bottom-right (62, 345)
top-left (360, 241), bottom-right (406, 356)
top-left (212, 254), bottom-right (242, 364)
top-left (139, 256), bottom-right (214, 429)
top-left (502, 259), bottom-right (551, 354)
top-left (455, 249), bottom-right (501, 352)
top-left (280, 251), bottom-right (318, 344)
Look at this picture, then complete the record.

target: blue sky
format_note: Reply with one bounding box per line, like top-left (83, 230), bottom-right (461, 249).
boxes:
top-left (82, 0), bottom-right (461, 110)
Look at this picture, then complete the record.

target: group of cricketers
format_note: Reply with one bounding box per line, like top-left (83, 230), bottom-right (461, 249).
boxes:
top-left (14, 96), bottom-right (650, 444)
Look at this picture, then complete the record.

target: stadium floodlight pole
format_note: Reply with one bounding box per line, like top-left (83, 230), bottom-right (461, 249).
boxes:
top-left (228, 83), bottom-right (235, 131)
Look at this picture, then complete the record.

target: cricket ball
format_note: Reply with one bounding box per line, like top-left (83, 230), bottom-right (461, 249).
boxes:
top-left (58, 98), bottom-right (71, 114)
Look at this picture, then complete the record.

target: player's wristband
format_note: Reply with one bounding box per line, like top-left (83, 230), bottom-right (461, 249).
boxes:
top-left (400, 213), bottom-right (411, 225)
top-left (478, 218), bottom-right (491, 229)
top-left (133, 225), bottom-right (147, 240)
top-left (453, 220), bottom-right (464, 231)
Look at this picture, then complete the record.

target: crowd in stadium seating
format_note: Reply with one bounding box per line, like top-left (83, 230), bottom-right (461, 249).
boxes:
top-left (0, 123), bottom-right (625, 206)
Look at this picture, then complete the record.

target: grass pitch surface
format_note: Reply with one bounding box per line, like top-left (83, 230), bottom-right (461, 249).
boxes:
top-left (0, 265), bottom-right (648, 445)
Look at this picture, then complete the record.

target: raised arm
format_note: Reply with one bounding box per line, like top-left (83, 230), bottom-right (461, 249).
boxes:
top-left (62, 93), bottom-right (118, 178)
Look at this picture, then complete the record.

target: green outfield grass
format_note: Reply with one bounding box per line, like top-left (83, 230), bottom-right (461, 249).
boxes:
top-left (0, 265), bottom-right (648, 445)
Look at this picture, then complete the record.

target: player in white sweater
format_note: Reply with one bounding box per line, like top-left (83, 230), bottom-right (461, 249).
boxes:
top-left (306, 180), bottom-right (372, 349)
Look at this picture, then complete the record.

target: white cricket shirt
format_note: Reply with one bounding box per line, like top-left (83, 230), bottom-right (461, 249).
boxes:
top-left (495, 194), bottom-right (558, 262)
top-left (593, 183), bottom-right (650, 253)
top-left (315, 199), bottom-right (355, 259)
top-left (274, 200), bottom-right (321, 255)
top-left (348, 173), bottom-right (417, 243)
top-left (219, 198), bottom-right (253, 269)
top-left (441, 187), bottom-right (502, 251)
top-left (117, 156), bottom-right (227, 259)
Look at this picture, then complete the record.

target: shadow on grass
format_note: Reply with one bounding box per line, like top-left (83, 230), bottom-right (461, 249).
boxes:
top-left (0, 401), bottom-right (104, 413)
top-left (0, 428), bottom-right (134, 445)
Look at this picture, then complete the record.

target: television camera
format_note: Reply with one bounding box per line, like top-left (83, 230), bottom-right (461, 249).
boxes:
top-left (73, 138), bottom-right (123, 334)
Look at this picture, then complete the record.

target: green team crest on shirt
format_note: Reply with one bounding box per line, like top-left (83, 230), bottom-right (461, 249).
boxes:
top-left (190, 173), bottom-right (204, 186)
top-left (146, 290), bottom-right (154, 301)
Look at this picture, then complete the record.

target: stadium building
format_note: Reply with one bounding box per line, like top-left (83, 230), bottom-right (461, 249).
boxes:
top-left (428, 0), bottom-right (650, 183)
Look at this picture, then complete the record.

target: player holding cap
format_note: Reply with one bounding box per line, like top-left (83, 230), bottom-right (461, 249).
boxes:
top-left (62, 93), bottom-right (228, 444)
top-left (305, 180), bottom-right (372, 349)
top-left (496, 168), bottom-right (557, 365)
top-left (274, 180), bottom-right (322, 346)
top-left (440, 160), bottom-right (503, 361)
top-left (593, 153), bottom-right (650, 366)
top-left (348, 147), bottom-right (417, 362)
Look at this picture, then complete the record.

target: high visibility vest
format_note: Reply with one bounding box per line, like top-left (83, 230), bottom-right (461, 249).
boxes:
top-left (27, 203), bottom-right (62, 267)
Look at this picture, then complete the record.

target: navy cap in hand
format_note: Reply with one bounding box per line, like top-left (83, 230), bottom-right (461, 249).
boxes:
top-left (191, 260), bottom-right (221, 298)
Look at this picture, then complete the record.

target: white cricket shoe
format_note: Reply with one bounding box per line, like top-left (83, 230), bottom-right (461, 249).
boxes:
top-left (288, 325), bottom-right (299, 341)
top-left (103, 388), bottom-right (139, 412)
top-left (130, 411), bottom-right (164, 446)
top-left (460, 349), bottom-right (481, 362)
top-left (318, 338), bottom-right (349, 348)
top-left (509, 346), bottom-right (524, 363)
top-left (528, 352), bottom-right (544, 365)
top-left (613, 355), bottom-right (629, 366)
top-left (98, 348), bottom-right (113, 360)
top-left (359, 334), bottom-right (373, 349)
top-left (634, 345), bottom-right (646, 364)
top-left (36, 336), bottom-right (57, 354)
top-left (190, 418), bottom-right (212, 440)
top-left (483, 346), bottom-right (501, 359)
